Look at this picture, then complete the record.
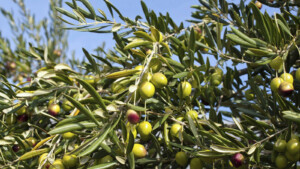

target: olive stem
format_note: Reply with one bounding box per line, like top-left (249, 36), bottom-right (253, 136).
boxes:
top-left (28, 123), bottom-right (49, 134)
top-left (125, 42), bottom-right (158, 104)
top-left (248, 127), bottom-right (288, 149)
top-left (146, 110), bottom-right (187, 126)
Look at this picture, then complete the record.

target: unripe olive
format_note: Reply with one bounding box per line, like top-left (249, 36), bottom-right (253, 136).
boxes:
top-left (280, 73), bottom-right (294, 84)
top-left (275, 155), bottom-right (287, 169)
top-left (139, 82), bottom-right (155, 99)
top-left (151, 73), bottom-right (168, 88)
top-left (132, 144), bottom-right (147, 158)
top-left (177, 81), bottom-right (192, 98)
top-left (175, 151), bottom-right (188, 167)
top-left (274, 139), bottom-right (286, 153)
top-left (270, 77), bottom-right (283, 92)
top-left (149, 58), bottom-right (162, 73)
top-left (62, 154), bottom-right (78, 168)
top-left (170, 123), bottom-right (183, 138)
top-left (269, 56), bottom-right (283, 70)
top-left (137, 121), bottom-right (152, 137)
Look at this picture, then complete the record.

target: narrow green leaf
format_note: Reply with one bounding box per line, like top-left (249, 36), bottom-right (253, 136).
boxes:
top-left (76, 78), bottom-right (107, 112)
top-left (65, 95), bottom-right (101, 126)
top-left (82, 48), bottom-right (100, 74)
top-left (104, 0), bottom-right (124, 19)
top-left (55, 7), bottom-right (79, 20)
top-left (246, 48), bottom-right (276, 57)
top-left (157, 54), bottom-right (176, 73)
top-left (92, 54), bottom-right (112, 68)
top-left (210, 145), bottom-right (244, 154)
top-left (66, 2), bottom-right (103, 21)
top-left (163, 122), bottom-right (172, 151)
top-left (134, 31), bottom-right (155, 42)
top-left (78, 0), bottom-right (96, 19)
top-left (49, 122), bottom-right (98, 135)
top-left (189, 28), bottom-right (195, 51)
top-left (231, 116), bottom-right (244, 132)
top-left (98, 9), bottom-right (107, 20)
top-left (112, 23), bottom-right (122, 32)
top-left (54, 63), bottom-right (76, 73)
top-left (195, 41), bottom-right (214, 51)
top-left (276, 19), bottom-right (292, 37)
top-left (199, 0), bottom-right (211, 10)
top-left (204, 23), bottom-right (215, 48)
top-left (29, 46), bottom-right (42, 60)
top-left (160, 42), bottom-right (171, 56)
top-left (249, 2), bottom-right (270, 42)
top-left (124, 39), bottom-right (152, 50)
top-left (153, 114), bottom-right (170, 130)
top-left (150, 27), bottom-right (162, 42)
top-left (56, 114), bottom-right (88, 127)
top-left (19, 148), bottom-right (50, 161)
top-left (231, 10), bottom-right (243, 26)
top-left (79, 125), bottom-right (111, 157)
top-left (169, 142), bottom-right (195, 151)
top-left (70, 133), bottom-right (101, 155)
top-left (87, 162), bottom-right (117, 169)
top-left (127, 152), bottom-right (135, 169)
top-left (230, 26), bottom-right (256, 45)
top-left (226, 34), bottom-right (257, 48)
top-left (173, 72), bottom-right (189, 78)
top-left (127, 103), bottom-right (147, 112)
top-left (247, 143), bottom-right (259, 155)
top-left (187, 116), bottom-right (201, 146)
top-left (140, 1), bottom-right (150, 23)
top-left (73, 9), bottom-right (86, 23)
top-left (282, 111), bottom-right (300, 124)
top-left (165, 57), bottom-right (185, 70)
top-left (196, 150), bottom-right (227, 158)
top-left (126, 131), bottom-right (134, 154)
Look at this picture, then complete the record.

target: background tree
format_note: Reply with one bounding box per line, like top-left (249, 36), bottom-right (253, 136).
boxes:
top-left (0, 0), bottom-right (299, 169)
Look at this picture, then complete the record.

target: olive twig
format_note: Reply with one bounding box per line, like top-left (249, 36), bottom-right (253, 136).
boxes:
top-left (247, 127), bottom-right (288, 150)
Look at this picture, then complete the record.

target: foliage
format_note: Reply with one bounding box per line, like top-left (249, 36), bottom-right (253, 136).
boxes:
top-left (0, 0), bottom-right (299, 168)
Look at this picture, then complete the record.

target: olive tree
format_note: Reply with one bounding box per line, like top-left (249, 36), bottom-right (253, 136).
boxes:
top-left (0, 0), bottom-right (299, 168)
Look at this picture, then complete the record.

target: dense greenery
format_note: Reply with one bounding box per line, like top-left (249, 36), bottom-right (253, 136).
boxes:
top-left (0, 0), bottom-right (299, 168)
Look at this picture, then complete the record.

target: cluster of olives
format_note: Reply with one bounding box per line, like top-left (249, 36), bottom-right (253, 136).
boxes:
top-left (270, 72), bottom-right (297, 97)
top-left (113, 57), bottom-right (196, 101)
top-left (134, 60), bottom-right (169, 100)
top-left (126, 109), bottom-right (152, 158)
top-left (5, 104), bottom-right (30, 126)
top-left (6, 96), bottom-right (74, 127)
top-left (269, 56), bottom-right (299, 97)
top-left (174, 151), bottom-right (203, 169)
top-left (174, 151), bottom-right (245, 169)
top-left (34, 129), bottom-right (80, 169)
top-left (274, 136), bottom-right (300, 168)
top-left (39, 153), bottom-right (78, 169)
top-left (11, 137), bottom-right (37, 154)
top-left (47, 96), bottom-right (75, 117)
top-left (36, 130), bottom-right (81, 169)
top-left (173, 151), bottom-right (246, 169)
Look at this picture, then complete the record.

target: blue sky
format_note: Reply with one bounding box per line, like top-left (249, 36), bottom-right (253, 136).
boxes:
top-left (0, 0), bottom-right (281, 62)
top-left (0, 0), bottom-right (197, 59)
